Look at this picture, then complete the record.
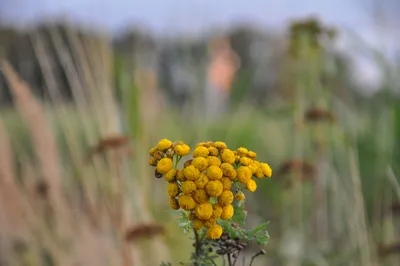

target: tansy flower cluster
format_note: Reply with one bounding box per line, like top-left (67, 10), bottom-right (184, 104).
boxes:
top-left (148, 139), bottom-right (272, 240)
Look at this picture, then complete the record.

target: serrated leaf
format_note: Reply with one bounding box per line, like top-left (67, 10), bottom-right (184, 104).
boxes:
top-left (231, 203), bottom-right (247, 225)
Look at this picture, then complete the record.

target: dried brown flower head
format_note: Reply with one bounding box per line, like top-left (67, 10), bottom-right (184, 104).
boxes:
top-left (304, 107), bottom-right (335, 123)
top-left (125, 223), bottom-right (165, 242)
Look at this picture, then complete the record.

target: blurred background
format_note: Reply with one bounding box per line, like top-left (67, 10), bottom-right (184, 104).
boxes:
top-left (1, 0), bottom-right (400, 265)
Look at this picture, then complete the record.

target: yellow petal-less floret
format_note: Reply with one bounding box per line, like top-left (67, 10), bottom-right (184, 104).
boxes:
top-left (239, 157), bottom-right (252, 166)
top-left (260, 163), bottom-right (272, 178)
top-left (212, 204), bottom-right (223, 218)
top-left (192, 157), bottom-right (209, 171)
top-left (206, 165), bottom-right (223, 180)
top-left (255, 168), bottom-right (264, 178)
top-left (193, 189), bottom-right (210, 203)
top-left (214, 141), bottom-right (227, 150)
top-left (206, 224), bottom-right (223, 239)
top-left (220, 149), bottom-right (235, 164)
top-left (195, 173), bottom-right (209, 189)
top-left (246, 179), bottom-right (257, 192)
top-left (248, 161), bottom-right (260, 175)
top-left (208, 146), bottom-right (219, 156)
top-left (236, 166), bottom-right (252, 184)
top-left (164, 169), bottom-right (177, 181)
top-left (169, 197), bottom-right (180, 210)
top-left (247, 151), bottom-right (257, 159)
top-left (220, 205), bottom-right (234, 220)
top-left (156, 158), bottom-right (173, 174)
top-left (157, 139), bottom-right (172, 151)
top-left (182, 181), bottom-right (197, 194)
top-left (220, 163), bottom-right (237, 180)
top-left (218, 190), bottom-right (234, 206)
top-left (193, 146), bottom-right (209, 158)
top-left (149, 147), bottom-right (158, 156)
top-left (195, 203), bottom-right (213, 220)
top-left (207, 156), bottom-right (221, 166)
top-left (153, 151), bottom-right (164, 160)
top-left (176, 169), bottom-right (186, 181)
top-left (193, 219), bottom-right (204, 230)
top-left (221, 177), bottom-right (232, 190)
top-left (204, 217), bottom-right (217, 228)
top-left (148, 156), bottom-right (158, 166)
top-left (183, 165), bottom-right (200, 181)
top-left (168, 182), bottom-right (179, 197)
top-left (205, 180), bottom-right (224, 197)
top-left (237, 147), bottom-right (249, 156)
top-left (178, 194), bottom-right (196, 210)
top-left (175, 144), bottom-right (191, 156)
top-left (235, 191), bottom-right (245, 201)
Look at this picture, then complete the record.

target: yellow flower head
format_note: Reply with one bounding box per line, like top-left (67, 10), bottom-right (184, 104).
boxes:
top-left (148, 156), bottom-right (158, 166)
top-left (192, 157), bottom-right (209, 171)
top-left (153, 151), bottom-right (164, 160)
top-left (168, 182), bottom-right (179, 197)
top-left (175, 144), bottom-right (191, 156)
top-left (218, 190), bottom-right (234, 206)
top-left (221, 205), bottom-right (234, 220)
top-left (178, 194), bottom-right (196, 210)
top-left (207, 156), bottom-right (221, 167)
top-left (206, 165), bottom-right (223, 180)
top-left (237, 147), bottom-right (249, 156)
top-left (248, 161), bottom-right (260, 175)
top-left (221, 177), bottom-right (232, 190)
top-left (246, 179), bottom-right (257, 192)
top-left (206, 224), bottom-right (223, 239)
top-left (239, 157), bottom-right (252, 166)
top-left (205, 180), bottom-right (224, 197)
top-left (204, 217), bottom-right (217, 228)
top-left (193, 146), bottom-right (209, 158)
top-left (220, 163), bottom-right (237, 180)
top-left (164, 169), bottom-right (177, 182)
top-left (195, 173), bottom-right (209, 189)
top-left (212, 203), bottom-right (223, 218)
top-left (214, 141), bottom-right (227, 150)
top-left (236, 166), bottom-right (252, 184)
top-left (208, 146), bottom-right (219, 156)
top-left (195, 203), bottom-right (213, 220)
top-left (220, 149), bottom-right (235, 164)
top-left (196, 142), bottom-right (207, 147)
top-left (235, 191), bottom-right (245, 201)
top-left (260, 163), bottom-right (272, 178)
top-left (183, 165), bottom-right (200, 181)
top-left (156, 158), bottom-right (173, 174)
top-left (247, 151), bottom-right (257, 159)
top-left (165, 148), bottom-right (175, 158)
top-left (149, 147), bottom-right (158, 156)
top-left (182, 181), bottom-right (197, 194)
top-left (176, 169), bottom-right (186, 181)
top-left (169, 197), bottom-right (180, 210)
top-left (193, 219), bottom-right (204, 230)
top-left (193, 189), bottom-right (210, 203)
top-left (205, 141), bottom-right (214, 147)
top-left (157, 139), bottom-right (172, 151)
top-left (255, 168), bottom-right (264, 178)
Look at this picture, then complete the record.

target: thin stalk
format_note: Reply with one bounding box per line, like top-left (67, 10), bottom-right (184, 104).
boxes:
top-left (227, 253), bottom-right (233, 266)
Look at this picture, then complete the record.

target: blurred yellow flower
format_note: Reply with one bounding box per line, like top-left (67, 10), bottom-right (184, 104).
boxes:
top-left (182, 181), bottom-right (197, 194)
top-left (220, 163), bottom-right (236, 179)
top-left (205, 180), bottom-right (223, 197)
top-left (212, 203), bottom-right (223, 218)
top-left (168, 182), bottom-right (179, 197)
top-left (218, 190), bottom-right (234, 206)
top-left (255, 168), bottom-right (264, 178)
top-left (195, 173), bottom-right (209, 189)
top-left (148, 156), bottom-right (158, 166)
top-left (178, 194), bottom-right (196, 210)
top-left (157, 139), bottom-right (172, 151)
top-left (260, 163), bottom-right (272, 177)
top-left (164, 169), bottom-right (177, 182)
top-left (237, 166), bottom-right (252, 184)
top-left (247, 151), bottom-right (257, 159)
top-left (149, 147), bottom-right (157, 156)
top-left (193, 146), bottom-right (209, 158)
top-left (206, 224), bottom-right (223, 239)
top-left (156, 158), bottom-right (173, 174)
top-left (214, 141), bottom-right (227, 150)
top-left (237, 147), bottom-right (248, 156)
top-left (248, 161), bottom-right (260, 174)
top-left (220, 149), bottom-right (235, 164)
top-left (193, 189), bottom-right (210, 203)
top-left (207, 156), bottom-right (221, 166)
top-left (183, 165), bottom-right (200, 181)
top-left (235, 191), bottom-right (245, 201)
top-left (246, 179), bottom-right (257, 192)
top-left (175, 144), bottom-right (191, 156)
top-left (221, 205), bottom-right (234, 220)
top-left (221, 177), bottom-right (232, 190)
top-left (206, 165), bottom-right (223, 180)
top-left (192, 157), bottom-right (209, 171)
top-left (208, 146), bottom-right (219, 156)
top-left (195, 203), bottom-right (213, 220)
top-left (239, 157), bottom-right (252, 166)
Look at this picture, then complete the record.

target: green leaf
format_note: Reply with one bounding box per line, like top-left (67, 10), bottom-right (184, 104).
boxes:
top-left (231, 202), bottom-right (247, 226)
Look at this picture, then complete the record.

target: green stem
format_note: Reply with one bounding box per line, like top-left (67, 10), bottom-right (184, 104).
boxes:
top-left (193, 228), bottom-right (201, 259)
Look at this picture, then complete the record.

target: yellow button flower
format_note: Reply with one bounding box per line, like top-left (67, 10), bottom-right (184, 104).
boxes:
top-left (236, 166), bottom-right (252, 184)
top-left (221, 205), bottom-right (234, 220)
top-left (255, 168), bottom-right (264, 178)
top-left (207, 156), bottom-right (221, 166)
top-left (237, 147), bottom-right (249, 156)
top-left (174, 144), bottom-right (191, 156)
top-left (220, 149), bottom-right (235, 164)
top-left (208, 146), bottom-right (219, 156)
top-left (156, 158), bottom-right (173, 174)
top-left (149, 147), bottom-right (157, 156)
top-left (168, 182), bottom-right (179, 197)
top-left (221, 177), bottom-right (232, 190)
top-left (148, 156), bottom-right (158, 166)
top-left (239, 157), bottom-right (252, 166)
top-left (204, 217), bottom-right (217, 228)
top-left (214, 141), bottom-right (227, 150)
top-left (182, 181), bottom-right (197, 194)
top-left (212, 204), bottom-right (223, 218)
top-left (193, 146), bottom-right (209, 158)
top-left (205, 180), bottom-right (223, 197)
top-left (248, 161), bottom-right (260, 174)
top-left (153, 151), bottom-right (164, 160)
top-left (206, 165), bottom-right (223, 180)
top-left (183, 165), bottom-right (200, 181)
top-left (195, 173), bottom-right (209, 189)
top-left (193, 219), bottom-right (204, 230)
top-left (169, 197), bottom-right (180, 210)
top-left (192, 157), bottom-right (209, 171)
top-left (220, 163), bottom-right (237, 180)
top-left (164, 169), bottom-right (177, 182)
top-left (195, 203), bottom-right (213, 220)
top-left (218, 190), bottom-right (234, 206)
top-left (193, 189), bottom-right (210, 203)
top-left (246, 179), bottom-right (257, 192)
top-left (157, 139), bottom-right (172, 151)
top-left (206, 224), bottom-right (223, 239)
top-left (247, 151), bottom-right (257, 159)
top-left (235, 191), bottom-right (245, 201)
top-left (178, 194), bottom-right (196, 210)
top-left (260, 163), bottom-right (272, 177)
top-left (176, 169), bottom-right (185, 181)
